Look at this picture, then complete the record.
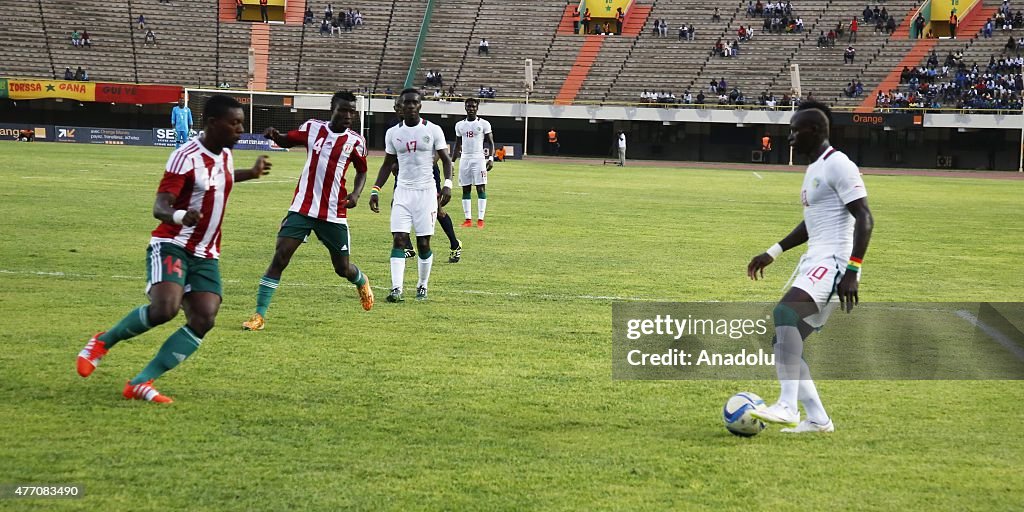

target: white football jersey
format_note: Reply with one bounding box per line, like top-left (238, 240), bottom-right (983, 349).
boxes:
top-left (801, 147), bottom-right (867, 257)
top-left (385, 119), bottom-right (448, 190)
top-left (455, 117), bottom-right (492, 157)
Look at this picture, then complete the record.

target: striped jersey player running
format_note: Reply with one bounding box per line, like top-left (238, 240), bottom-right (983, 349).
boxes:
top-left (242, 91), bottom-right (374, 332)
top-left (76, 95), bottom-right (271, 403)
top-left (747, 101), bottom-right (874, 433)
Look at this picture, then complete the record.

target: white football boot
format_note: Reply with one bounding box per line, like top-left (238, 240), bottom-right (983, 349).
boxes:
top-left (750, 401), bottom-right (800, 428)
top-left (781, 418), bottom-right (835, 433)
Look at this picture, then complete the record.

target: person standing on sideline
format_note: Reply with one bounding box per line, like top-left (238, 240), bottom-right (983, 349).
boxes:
top-left (761, 133), bottom-right (773, 164)
top-left (241, 91), bottom-right (374, 332)
top-left (617, 130), bottom-right (627, 166)
top-left (76, 95), bottom-right (272, 403)
top-left (368, 88), bottom-right (454, 303)
top-left (746, 101), bottom-right (874, 433)
top-left (260, 0), bottom-right (269, 22)
top-left (453, 97), bottom-right (495, 229)
top-left (171, 98), bottom-right (192, 148)
top-left (547, 127), bottom-right (559, 155)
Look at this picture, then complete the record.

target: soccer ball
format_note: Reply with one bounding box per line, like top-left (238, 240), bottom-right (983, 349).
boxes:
top-left (722, 392), bottom-right (767, 437)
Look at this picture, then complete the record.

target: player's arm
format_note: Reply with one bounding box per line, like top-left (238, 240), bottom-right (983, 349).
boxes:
top-left (747, 221), bottom-right (808, 280)
top-left (236, 155), bottom-right (272, 182)
top-left (436, 147), bottom-right (454, 207)
top-left (452, 136), bottom-right (462, 162)
top-left (344, 144), bottom-right (369, 208)
top-left (153, 192), bottom-right (202, 226)
top-left (484, 130), bottom-right (496, 170)
top-left (837, 197), bottom-right (873, 312)
top-left (263, 127), bottom-right (300, 148)
top-left (369, 153), bottom-right (397, 213)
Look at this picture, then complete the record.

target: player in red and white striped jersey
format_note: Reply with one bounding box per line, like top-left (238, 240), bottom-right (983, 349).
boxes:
top-left (76, 95), bottom-right (271, 403)
top-left (242, 91), bottom-right (373, 332)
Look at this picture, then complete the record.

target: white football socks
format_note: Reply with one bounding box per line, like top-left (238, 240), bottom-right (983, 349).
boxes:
top-left (478, 198), bottom-right (487, 220)
top-left (462, 199), bottom-right (472, 220)
top-left (775, 325), bottom-right (803, 410)
top-left (799, 359), bottom-right (829, 424)
top-left (390, 257), bottom-right (405, 292)
top-left (417, 254), bottom-right (433, 289)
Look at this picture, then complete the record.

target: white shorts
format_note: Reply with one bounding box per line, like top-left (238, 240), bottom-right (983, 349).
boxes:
top-left (789, 252), bottom-right (859, 328)
top-left (458, 157), bottom-right (488, 186)
top-left (391, 186), bottom-right (436, 236)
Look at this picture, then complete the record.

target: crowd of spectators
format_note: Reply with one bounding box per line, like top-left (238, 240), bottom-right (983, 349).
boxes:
top-left (425, 70), bottom-right (444, 88)
top-left (478, 86), bottom-right (497, 99)
top-left (877, 50), bottom-right (1024, 112)
top-left (636, 78), bottom-right (806, 109)
top-left (63, 66), bottom-right (90, 81)
top-left (314, 4), bottom-right (364, 36)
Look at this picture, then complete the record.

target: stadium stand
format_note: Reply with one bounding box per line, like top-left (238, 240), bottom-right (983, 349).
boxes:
top-left (6, 0), bottom-right (1018, 114)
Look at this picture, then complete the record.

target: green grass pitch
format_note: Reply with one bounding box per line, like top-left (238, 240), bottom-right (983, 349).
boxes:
top-left (1, 141), bottom-right (1022, 511)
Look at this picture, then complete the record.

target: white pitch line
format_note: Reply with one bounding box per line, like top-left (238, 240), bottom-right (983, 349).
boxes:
top-left (955, 309), bottom-right (1024, 361)
top-left (752, 172), bottom-right (763, 179)
top-left (0, 268), bottom-right (671, 302)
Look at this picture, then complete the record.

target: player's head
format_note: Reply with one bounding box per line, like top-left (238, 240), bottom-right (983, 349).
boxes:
top-left (464, 97), bottom-right (479, 118)
top-left (789, 102), bottom-right (831, 155)
top-left (329, 91), bottom-right (358, 130)
top-left (202, 94), bottom-right (244, 148)
top-left (397, 88), bottom-right (422, 124)
top-left (177, 98), bottom-right (185, 108)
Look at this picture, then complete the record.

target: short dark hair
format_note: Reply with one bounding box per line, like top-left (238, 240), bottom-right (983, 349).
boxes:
top-left (203, 94), bottom-right (243, 123)
top-left (331, 90), bottom-right (357, 110)
top-left (464, 97), bottom-right (479, 105)
top-left (399, 87), bottom-right (421, 98)
top-left (797, 100), bottom-right (833, 129)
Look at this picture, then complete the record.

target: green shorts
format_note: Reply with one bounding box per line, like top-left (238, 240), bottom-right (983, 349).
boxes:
top-left (278, 211), bottom-right (351, 255)
top-left (146, 242), bottom-right (222, 296)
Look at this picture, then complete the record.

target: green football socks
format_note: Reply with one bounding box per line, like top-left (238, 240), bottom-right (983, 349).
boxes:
top-left (98, 305), bottom-right (152, 349)
top-left (129, 326), bottom-right (202, 385)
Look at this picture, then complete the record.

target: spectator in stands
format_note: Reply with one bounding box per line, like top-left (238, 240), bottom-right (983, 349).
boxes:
top-left (886, 15), bottom-right (897, 34)
top-left (717, 78), bottom-right (727, 94)
top-left (949, 11), bottom-right (958, 39)
top-left (660, 19), bottom-right (668, 36)
top-left (324, 3), bottom-right (333, 20)
top-left (827, 29), bottom-right (837, 47)
top-left (616, 7), bottom-right (624, 34)
top-left (479, 39), bottom-right (489, 55)
top-left (138, 14), bottom-right (146, 30)
top-left (354, 10), bottom-right (363, 26)
top-left (816, 30), bottom-right (828, 48)
top-left (1006, 36), bottom-right (1019, 54)
top-left (64, 67), bottom-right (74, 80)
top-left (71, 30), bottom-right (81, 47)
top-left (145, 29), bottom-right (157, 46)
top-left (849, 17), bottom-right (858, 42)
top-left (679, 24), bottom-right (688, 40)
top-left (844, 45), bottom-right (856, 64)
top-left (696, 90), bottom-right (706, 104)
top-left (304, 7), bottom-right (314, 24)
top-left (713, 7), bottom-right (721, 22)
top-left (235, 0), bottom-right (243, 21)
top-left (748, 1), bottom-right (756, 17)
top-left (320, 18), bottom-right (330, 35)
top-left (82, 29), bottom-right (92, 47)
top-left (74, 66), bottom-right (86, 80)
top-left (688, 24), bottom-right (696, 40)
top-left (873, 16), bottom-right (884, 33)
top-left (914, 14), bottom-right (925, 38)
top-left (573, 4), bottom-right (580, 33)
top-left (583, 8), bottom-right (591, 34)
top-left (331, 16), bottom-right (341, 35)
top-left (259, 0), bottom-right (269, 23)
top-left (863, 4), bottom-right (872, 21)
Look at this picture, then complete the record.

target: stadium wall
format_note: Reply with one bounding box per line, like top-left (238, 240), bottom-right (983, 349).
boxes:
top-left (3, 97), bottom-right (1021, 171)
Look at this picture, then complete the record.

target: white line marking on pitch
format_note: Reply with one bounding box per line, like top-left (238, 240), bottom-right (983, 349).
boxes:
top-left (753, 172), bottom-right (763, 179)
top-left (0, 269), bottom-right (672, 302)
top-left (955, 309), bottom-right (1024, 361)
